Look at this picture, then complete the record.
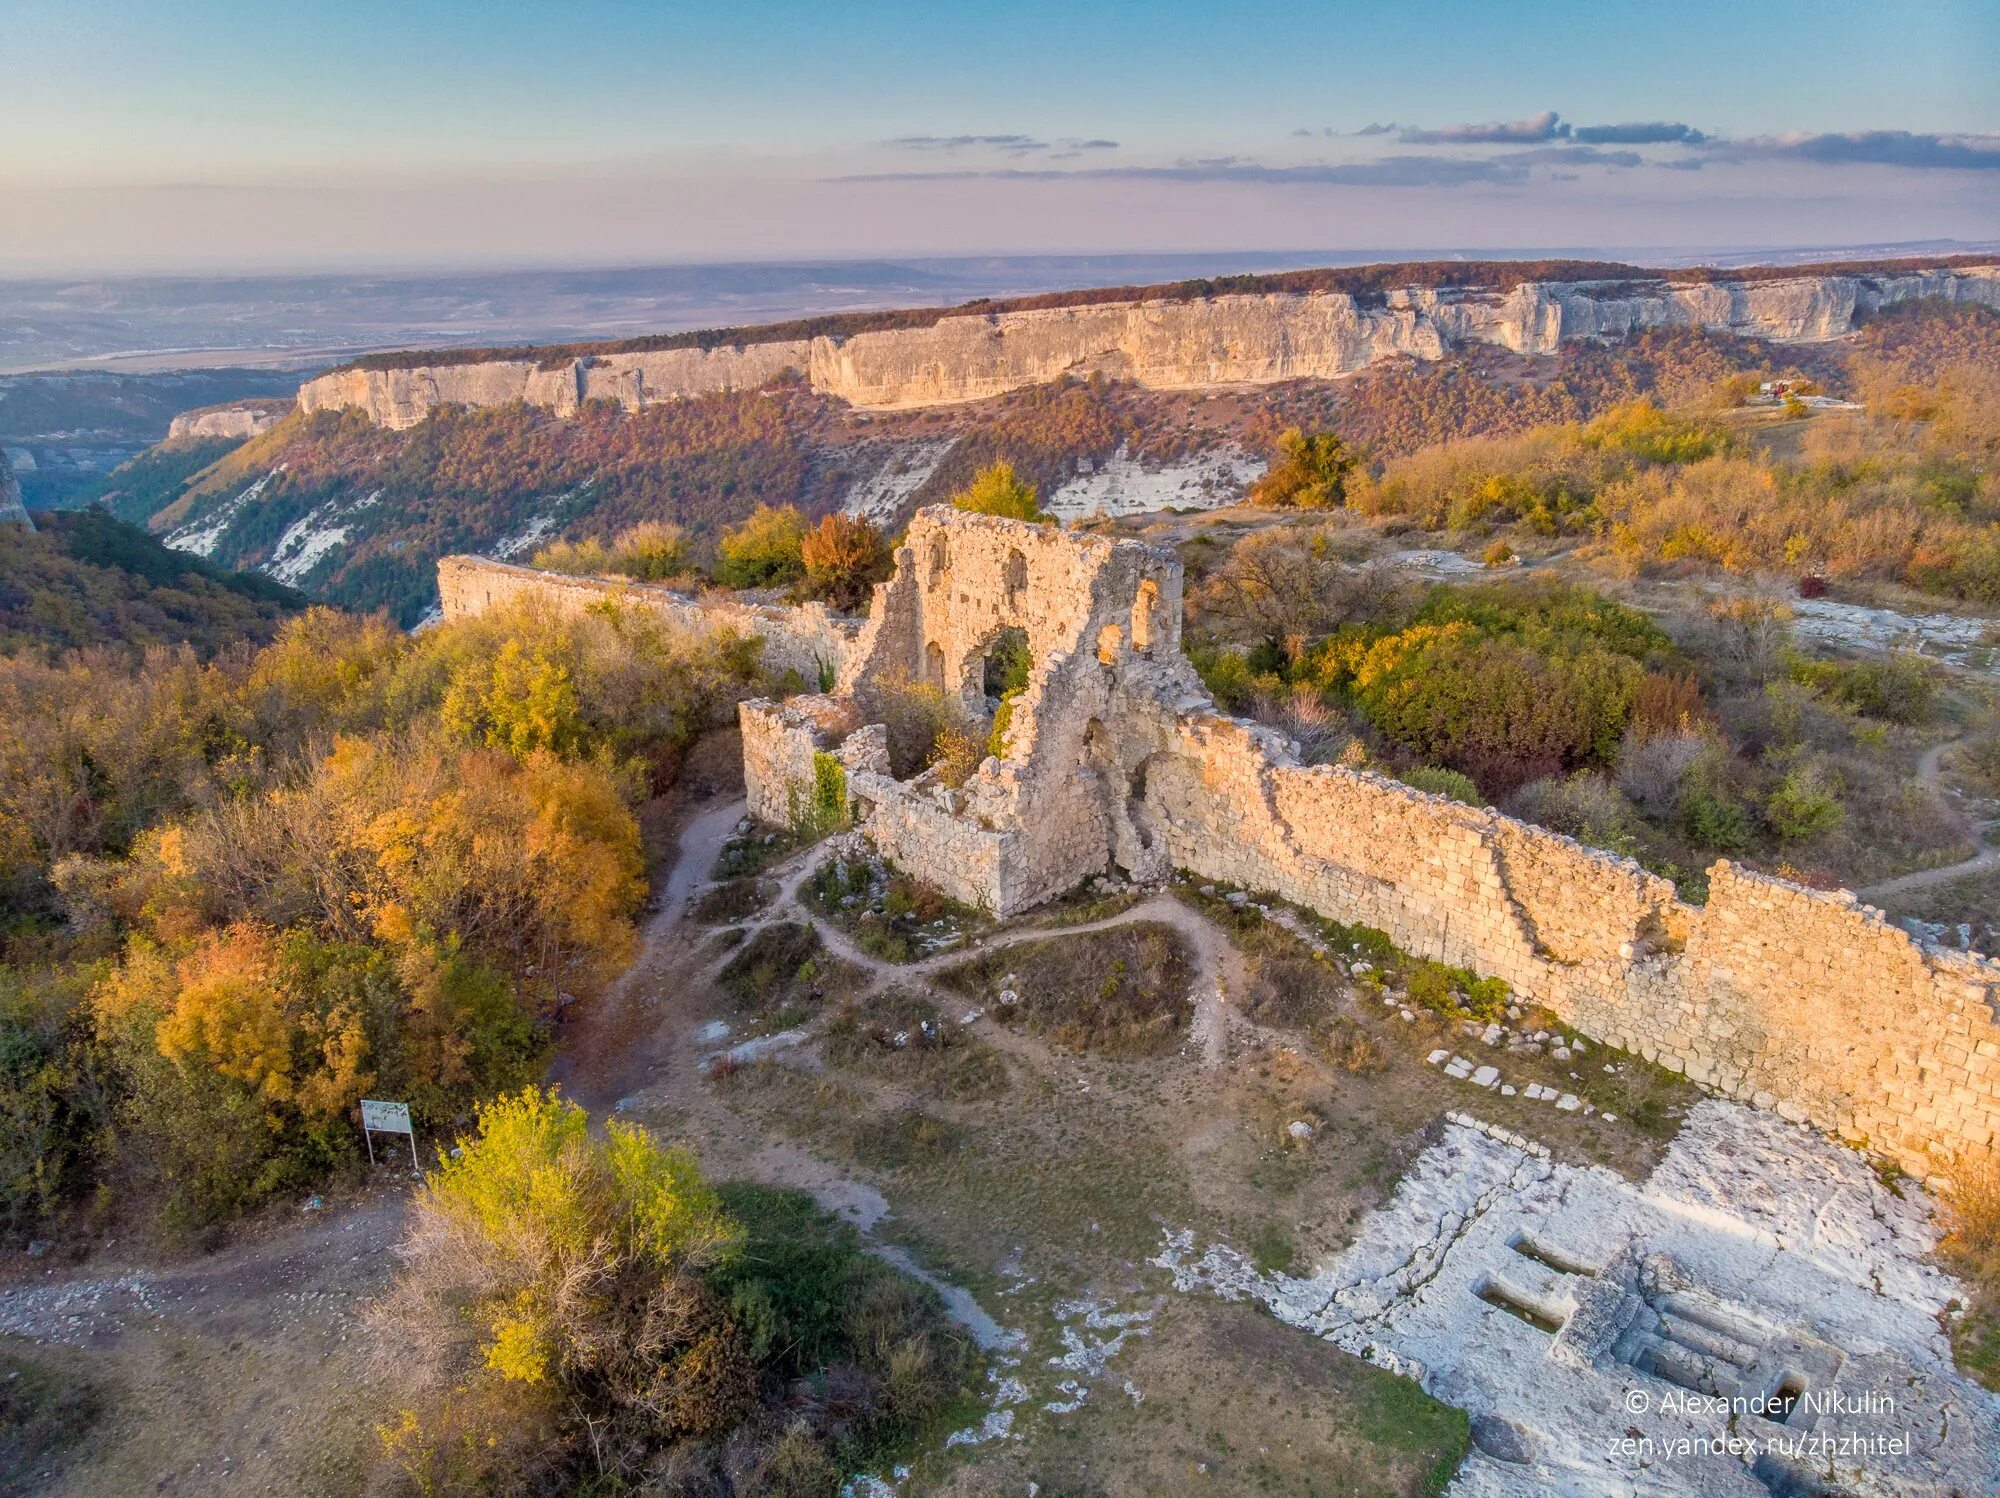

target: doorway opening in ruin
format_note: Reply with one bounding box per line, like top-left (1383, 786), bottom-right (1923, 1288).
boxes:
top-left (1132, 577), bottom-right (1161, 656)
top-left (1125, 757), bottom-right (1162, 857)
top-left (981, 626), bottom-right (1032, 706)
top-left (1083, 720), bottom-right (1166, 879)
top-left (980, 626), bottom-right (1033, 759)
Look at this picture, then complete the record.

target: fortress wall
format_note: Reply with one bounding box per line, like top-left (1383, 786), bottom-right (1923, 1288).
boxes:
top-left (1143, 712), bottom-right (2000, 1175)
top-left (739, 695), bottom-right (1013, 910)
top-left (446, 506), bottom-right (2000, 1176)
top-left (846, 769), bottom-right (1014, 912)
top-left (738, 695), bottom-right (864, 826)
top-left (303, 268), bottom-right (2000, 425)
top-left (436, 554), bottom-right (857, 684)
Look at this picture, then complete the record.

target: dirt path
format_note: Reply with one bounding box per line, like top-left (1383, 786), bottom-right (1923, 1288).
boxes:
top-left (0, 1186), bottom-right (407, 1496)
top-left (714, 851), bottom-right (1249, 1070)
top-left (1859, 739), bottom-right (2000, 900)
top-left (549, 795), bottom-right (745, 1111)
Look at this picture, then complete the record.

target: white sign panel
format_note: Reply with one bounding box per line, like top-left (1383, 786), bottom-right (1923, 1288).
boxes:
top-left (360, 1099), bottom-right (412, 1135)
top-left (360, 1098), bottom-right (419, 1169)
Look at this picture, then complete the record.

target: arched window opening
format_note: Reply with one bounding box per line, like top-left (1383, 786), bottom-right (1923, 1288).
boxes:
top-left (1003, 547), bottom-right (1028, 608)
top-left (924, 640), bottom-right (946, 689)
top-left (927, 535), bottom-right (949, 588)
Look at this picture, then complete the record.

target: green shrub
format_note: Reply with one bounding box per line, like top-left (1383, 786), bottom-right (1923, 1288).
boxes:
top-left (1400, 767), bottom-right (1482, 805)
top-left (716, 503), bottom-right (808, 589)
top-left (1680, 787), bottom-right (1754, 853)
top-left (1788, 652), bottom-right (1940, 725)
top-left (1405, 961), bottom-right (1510, 1021)
top-left (793, 751), bottom-right (848, 837)
top-left (950, 460), bottom-right (1047, 522)
top-left (1507, 772), bottom-right (1643, 857)
top-left (1764, 762), bottom-right (1845, 842)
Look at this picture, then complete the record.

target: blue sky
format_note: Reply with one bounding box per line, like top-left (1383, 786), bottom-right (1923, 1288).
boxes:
top-left (2, 0), bottom-right (1995, 272)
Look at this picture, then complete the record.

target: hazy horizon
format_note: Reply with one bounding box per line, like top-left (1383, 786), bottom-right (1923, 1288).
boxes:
top-left (5, 0), bottom-right (1995, 278)
top-left (8, 242), bottom-right (1994, 376)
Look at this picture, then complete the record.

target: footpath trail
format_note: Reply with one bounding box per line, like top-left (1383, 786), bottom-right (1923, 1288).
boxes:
top-left (550, 795), bottom-right (744, 1112)
top-left (710, 845), bottom-right (1250, 1072)
top-left (1858, 739), bottom-right (2000, 901)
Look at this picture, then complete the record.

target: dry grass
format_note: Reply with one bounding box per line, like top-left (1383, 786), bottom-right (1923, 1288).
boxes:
top-left (821, 988), bottom-right (1012, 1101)
top-left (939, 923), bottom-right (1194, 1058)
top-left (716, 921), bottom-right (869, 1034)
top-left (0, 1340), bottom-right (103, 1497)
top-left (690, 876), bottom-right (776, 925)
top-left (804, 851), bottom-right (986, 963)
top-left (1941, 1150), bottom-right (2000, 1390)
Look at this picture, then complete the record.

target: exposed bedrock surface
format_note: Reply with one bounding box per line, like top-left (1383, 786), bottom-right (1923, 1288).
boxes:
top-left (300, 266), bottom-right (2000, 427)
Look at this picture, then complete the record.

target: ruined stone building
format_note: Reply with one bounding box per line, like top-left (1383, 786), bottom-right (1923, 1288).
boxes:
top-left (440, 508), bottom-right (2000, 1180)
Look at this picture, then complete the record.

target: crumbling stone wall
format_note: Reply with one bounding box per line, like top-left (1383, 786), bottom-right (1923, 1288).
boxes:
top-left (722, 508), bottom-right (1999, 1177)
top-left (436, 555), bottom-right (856, 685)
top-left (1134, 712), bottom-right (1997, 1174)
top-left (436, 513), bottom-right (1999, 1174)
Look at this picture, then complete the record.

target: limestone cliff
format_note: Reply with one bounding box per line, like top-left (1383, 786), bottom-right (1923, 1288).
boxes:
top-left (168, 402), bottom-right (286, 440)
top-left (299, 264), bottom-right (2000, 428)
top-left (0, 449), bottom-right (30, 529)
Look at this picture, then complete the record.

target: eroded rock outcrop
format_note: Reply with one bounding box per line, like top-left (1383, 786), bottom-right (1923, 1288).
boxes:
top-left (303, 265), bottom-right (2000, 427)
top-left (0, 450), bottom-right (30, 530)
top-left (168, 402), bottom-right (286, 440)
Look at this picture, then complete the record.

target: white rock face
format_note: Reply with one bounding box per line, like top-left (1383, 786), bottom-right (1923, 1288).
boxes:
top-left (0, 449), bottom-right (29, 529)
top-left (1043, 445), bottom-right (1264, 520)
top-left (837, 439), bottom-right (956, 524)
top-left (1155, 1101), bottom-right (2000, 1496)
top-left (168, 404), bottom-right (282, 440)
top-left (297, 266), bottom-right (2000, 427)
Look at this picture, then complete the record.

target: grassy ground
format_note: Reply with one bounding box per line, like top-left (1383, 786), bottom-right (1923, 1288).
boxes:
top-left (695, 897), bottom-right (1477, 1493)
top-left (804, 848), bottom-right (988, 962)
top-left (1877, 865), bottom-right (2000, 950)
top-left (691, 874), bottom-right (779, 925)
top-left (0, 1340), bottom-right (102, 1496)
top-left (716, 920), bottom-right (871, 1035)
top-left (821, 987), bottom-right (1014, 1102)
top-left (1173, 879), bottom-right (1699, 1179)
top-left (938, 923), bottom-right (1195, 1059)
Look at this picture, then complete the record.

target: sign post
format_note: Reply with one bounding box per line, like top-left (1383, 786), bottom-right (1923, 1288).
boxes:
top-left (360, 1098), bottom-right (419, 1171)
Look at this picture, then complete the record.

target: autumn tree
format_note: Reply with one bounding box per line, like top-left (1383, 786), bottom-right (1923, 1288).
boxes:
top-left (950, 460), bottom-right (1048, 522)
top-left (1194, 528), bottom-right (1406, 662)
top-left (1250, 428), bottom-right (1361, 509)
top-left (374, 1089), bottom-right (975, 1492)
top-left (529, 537), bottom-right (613, 576)
top-left (715, 503), bottom-right (808, 589)
top-left (606, 521), bottom-right (693, 581)
top-left (798, 512), bottom-right (893, 611)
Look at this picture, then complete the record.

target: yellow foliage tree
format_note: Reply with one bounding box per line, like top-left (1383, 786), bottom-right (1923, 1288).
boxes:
top-left (420, 1088), bottom-right (739, 1384)
top-left (715, 504), bottom-right (807, 589)
top-left (950, 460), bottom-right (1047, 521)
